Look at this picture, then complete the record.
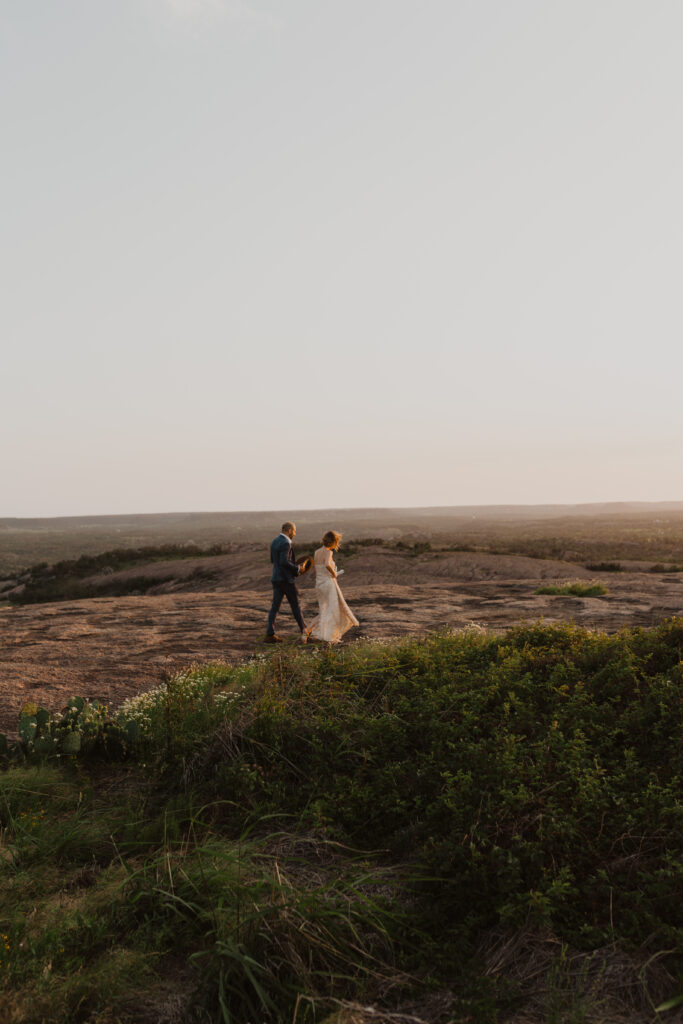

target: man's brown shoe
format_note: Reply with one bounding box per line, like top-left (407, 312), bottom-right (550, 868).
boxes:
top-left (264, 634), bottom-right (284, 644)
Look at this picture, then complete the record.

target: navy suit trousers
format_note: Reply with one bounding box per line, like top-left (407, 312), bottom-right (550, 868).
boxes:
top-left (267, 580), bottom-right (305, 635)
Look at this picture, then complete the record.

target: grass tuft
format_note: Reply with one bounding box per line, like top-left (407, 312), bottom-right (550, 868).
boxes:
top-left (536, 581), bottom-right (609, 597)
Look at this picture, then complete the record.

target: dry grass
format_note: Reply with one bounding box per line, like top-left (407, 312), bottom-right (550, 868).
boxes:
top-left (480, 926), bottom-right (680, 1023)
top-left (319, 1002), bottom-right (434, 1023)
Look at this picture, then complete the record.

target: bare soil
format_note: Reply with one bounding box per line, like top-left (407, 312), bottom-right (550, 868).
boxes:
top-left (2, 545), bottom-right (682, 735)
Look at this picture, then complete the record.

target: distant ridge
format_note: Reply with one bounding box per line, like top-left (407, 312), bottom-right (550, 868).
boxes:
top-left (3, 501), bottom-right (683, 586)
top-left (3, 499), bottom-right (683, 529)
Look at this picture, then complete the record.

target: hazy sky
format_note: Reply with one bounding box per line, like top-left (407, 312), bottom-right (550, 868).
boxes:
top-left (3, 0), bottom-right (682, 516)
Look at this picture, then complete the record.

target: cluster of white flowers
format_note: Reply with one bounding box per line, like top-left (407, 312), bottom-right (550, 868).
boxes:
top-left (213, 690), bottom-right (241, 709)
top-left (117, 666), bottom-right (247, 734)
top-left (117, 685), bottom-right (168, 731)
top-left (167, 671), bottom-right (218, 702)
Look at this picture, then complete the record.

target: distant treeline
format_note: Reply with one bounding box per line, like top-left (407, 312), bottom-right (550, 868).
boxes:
top-left (7, 543), bottom-right (226, 605)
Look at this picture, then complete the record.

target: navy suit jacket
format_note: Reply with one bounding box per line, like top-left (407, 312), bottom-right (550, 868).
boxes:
top-left (270, 535), bottom-right (300, 585)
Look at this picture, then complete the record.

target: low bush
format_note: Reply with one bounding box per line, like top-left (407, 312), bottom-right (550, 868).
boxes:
top-left (117, 662), bottom-right (247, 758)
top-left (394, 541), bottom-right (432, 555)
top-left (341, 538), bottom-right (387, 555)
top-left (536, 582), bottom-right (609, 597)
top-left (9, 544), bottom-right (226, 605)
top-left (109, 622), bottom-right (683, 955)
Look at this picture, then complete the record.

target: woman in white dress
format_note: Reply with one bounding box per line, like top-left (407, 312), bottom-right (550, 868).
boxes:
top-left (306, 530), bottom-right (359, 644)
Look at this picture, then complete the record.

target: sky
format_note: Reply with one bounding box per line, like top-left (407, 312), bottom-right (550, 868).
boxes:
top-left (3, 0), bottom-right (682, 516)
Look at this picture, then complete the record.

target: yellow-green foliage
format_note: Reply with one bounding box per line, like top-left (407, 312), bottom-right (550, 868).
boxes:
top-left (536, 581), bottom-right (609, 596)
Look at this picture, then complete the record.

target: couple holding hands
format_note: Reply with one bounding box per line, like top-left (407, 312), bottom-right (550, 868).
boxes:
top-left (265, 521), bottom-right (358, 644)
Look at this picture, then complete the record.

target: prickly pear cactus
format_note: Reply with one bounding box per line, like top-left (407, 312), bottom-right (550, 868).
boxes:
top-left (18, 715), bottom-right (38, 744)
top-left (16, 696), bottom-right (135, 763)
top-left (33, 735), bottom-right (58, 756)
top-left (61, 731), bottom-right (82, 755)
top-left (36, 709), bottom-right (51, 730)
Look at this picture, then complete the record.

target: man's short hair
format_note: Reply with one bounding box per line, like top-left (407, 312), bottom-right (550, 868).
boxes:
top-left (281, 521), bottom-right (295, 534)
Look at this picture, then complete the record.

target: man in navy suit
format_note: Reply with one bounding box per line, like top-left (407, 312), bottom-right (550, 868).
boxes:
top-left (265, 521), bottom-right (307, 642)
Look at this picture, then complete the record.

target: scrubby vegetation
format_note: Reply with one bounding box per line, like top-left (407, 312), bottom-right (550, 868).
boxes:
top-left (339, 538), bottom-right (387, 555)
top-left (3, 507), bottom-right (683, 578)
top-left (2, 622), bottom-right (683, 1022)
top-left (535, 582), bottom-right (609, 597)
top-left (7, 544), bottom-right (225, 605)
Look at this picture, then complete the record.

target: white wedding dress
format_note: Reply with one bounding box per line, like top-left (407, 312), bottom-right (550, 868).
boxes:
top-left (308, 546), bottom-right (359, 643)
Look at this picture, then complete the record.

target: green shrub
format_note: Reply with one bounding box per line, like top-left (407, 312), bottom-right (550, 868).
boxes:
top-left (113, 621), bottom-right (683, 959)
top-left (9, 543), bottom-right (226, 605)
top-left (116, 661), bottom-right (250, 757)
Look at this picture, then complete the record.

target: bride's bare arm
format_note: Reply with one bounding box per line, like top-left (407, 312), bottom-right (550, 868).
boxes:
top-left (324, 549), bottom-right (336, 577)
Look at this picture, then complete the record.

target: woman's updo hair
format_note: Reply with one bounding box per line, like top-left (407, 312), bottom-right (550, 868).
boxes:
top-left (322, 530), bottom-right (342, 550)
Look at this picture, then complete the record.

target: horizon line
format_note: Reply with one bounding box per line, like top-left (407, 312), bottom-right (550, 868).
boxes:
top-left (3, 498), bottom-right (683, 523)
